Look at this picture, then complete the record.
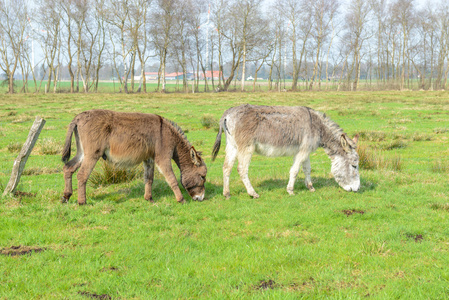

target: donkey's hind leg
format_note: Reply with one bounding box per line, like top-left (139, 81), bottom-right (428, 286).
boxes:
top-left (62, 156), bottom-right (83, 203)
top-left (223, 142), bottom-right (238, 199)
top-left (76, 156), bottom-right (99, 205)
top-left (237, 146), bottom-right (259, 199)
top-left (143, 159), bottom-right (155, 202)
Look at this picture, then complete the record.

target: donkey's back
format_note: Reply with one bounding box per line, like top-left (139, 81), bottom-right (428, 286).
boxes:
top-left (213, 104), bottom-right (320, 159)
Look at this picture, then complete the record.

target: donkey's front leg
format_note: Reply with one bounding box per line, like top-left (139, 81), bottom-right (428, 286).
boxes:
top-left (302, 156), bottom-right (315, 192)
top-left (237, 147), bottom-right (259, 198)
top-left (157, 161), bottom-right (185, 203)
top-left (143, 159), bottom-right (155, 202)
top-left (287, 151), bottom-right (308, 195)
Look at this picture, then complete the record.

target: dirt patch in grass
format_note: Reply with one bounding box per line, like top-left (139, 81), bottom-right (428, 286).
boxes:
top-left (406, 233), bottom-right (424, 243)
top-left (78, 291), bottom-right (112, 300)
top-left (256, 279), bottom-right (277, 290)
top-left (342, 209), bottom-right (365, 216)
top-left (0, 245), bottom-right (46, 256)
top-left (101, 266), bottom-right (118, 272)
top-left (14, 191), bottom-right (37, 198)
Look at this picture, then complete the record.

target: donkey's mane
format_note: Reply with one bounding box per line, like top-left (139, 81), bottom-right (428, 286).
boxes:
top-left (313, 110), bottom-right (344, 142)
top-left (164, 118), bottom-right (192, 148)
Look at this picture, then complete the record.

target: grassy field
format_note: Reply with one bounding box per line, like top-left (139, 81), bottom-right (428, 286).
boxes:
top-left (0, 91), bottom-right (448, 299)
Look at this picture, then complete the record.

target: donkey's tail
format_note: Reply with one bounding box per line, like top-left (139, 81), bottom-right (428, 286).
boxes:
top-left (212, 117), bottom-right (225, 161)
top-left (61, 121), bottom-right (77, 164)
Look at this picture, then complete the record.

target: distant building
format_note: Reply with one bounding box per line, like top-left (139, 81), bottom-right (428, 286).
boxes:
top-left (199, 70), bottom-right (221, 80)
top-left (134, 71), bottom-right (221, 81)
top-left (145, 72), bottom-right (159, 80)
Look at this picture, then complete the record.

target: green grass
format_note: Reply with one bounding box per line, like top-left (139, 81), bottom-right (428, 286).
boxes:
top-left (1, 91), bottom-right (449, 298)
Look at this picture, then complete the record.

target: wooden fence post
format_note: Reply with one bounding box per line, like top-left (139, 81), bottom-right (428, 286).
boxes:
top-left (2, 116), bottom-right (46, 197)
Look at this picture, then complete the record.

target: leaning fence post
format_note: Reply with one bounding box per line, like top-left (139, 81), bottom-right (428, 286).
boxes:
top-left (2, 116), bottom-right (46, 197)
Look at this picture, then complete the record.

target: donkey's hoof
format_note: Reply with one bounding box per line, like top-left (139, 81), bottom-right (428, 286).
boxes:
top-left (61, 197), bottom-right (69, 203)
top-left (307, 183), bottom-right (315, 192)
top-left (177, 198), bottom-right (186, 204)
top-left (251, 193), bottom-right (260, 199)
top-left (287, 189), bottom-right (295, 196)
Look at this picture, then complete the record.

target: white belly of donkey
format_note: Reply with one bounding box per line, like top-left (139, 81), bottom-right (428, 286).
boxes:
top-left (254, 143), bottom-right (299, 157)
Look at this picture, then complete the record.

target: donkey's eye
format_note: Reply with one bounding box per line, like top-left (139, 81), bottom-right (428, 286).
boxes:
top-left (352, 165), bottom-right (357, 169)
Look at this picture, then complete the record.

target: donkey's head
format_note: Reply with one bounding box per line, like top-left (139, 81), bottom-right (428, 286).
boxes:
top-left (331, 134), bottom-right (360, 192)
top-left (180, 147), bottom-right (207, 201)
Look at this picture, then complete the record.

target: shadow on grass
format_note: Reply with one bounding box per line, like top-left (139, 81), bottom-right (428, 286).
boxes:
top-left (257, 176), bottom-right (376, 194)
top-left (89, 179), bottom-right (222, 204)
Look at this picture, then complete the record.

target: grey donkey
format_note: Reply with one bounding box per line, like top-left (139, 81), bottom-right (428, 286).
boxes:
top-left (212, 104), bottom-right (360, 198)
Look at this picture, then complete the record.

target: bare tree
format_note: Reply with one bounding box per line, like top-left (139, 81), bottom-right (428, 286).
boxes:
top-left (306, 0), bottom-right (339, 90)
top-left (36, 0), bottom-right (62, 93)
top-left (128, 0), bottom-right (152, 93)
top-left (172, 0), bottom-right (199, 93)
top-left (104, 0), bottom-right (133, 93)
top-left (230, 0), bottom-right (265, 92)
top-left (59, 0), bottom-right (76, 92)
top-left (344, 0), bottom-right (372, 91)
top-left (370, 0), bottom-right (388, 86)
top-left (150, 0), bottom-right (176, 93)
top-left (277, 0), bottom-right (312, 90)
top-left (0, 0), bottom-right (29, 94)
top-left (214, 0), bottom-right (246, 91)
top-left (390, 0), bottom-right (415, 90)
top-left (433, 2), bottom-right (449, 90)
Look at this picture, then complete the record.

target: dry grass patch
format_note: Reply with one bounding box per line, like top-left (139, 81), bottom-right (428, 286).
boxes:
top-left (358, 130), bottom-right (387, 142)
top-left (200, 113), bottom-right (219, 130)
top-left (357, 145), bottom-right (402, 171)
top-left (36, 137), bottom-right (62, 155)
top-left (11, 115), bottom-right (33, 123)
top-left (89, 160), bottom-right (142, 186)
top-left (433, 127), bottom-right (449, 134)
top-left (380, 140), bottom-right (408, 151)
top-left (430, 160), bottom-right (449, 173)
top-left (22, 167), bottom-right (60, 176)
top-left (430, 203), bottom-right (449, 212)
top-left (7, 142), bottom-right (22, 153)
top-left (412, 133), bottom-right (433, 141)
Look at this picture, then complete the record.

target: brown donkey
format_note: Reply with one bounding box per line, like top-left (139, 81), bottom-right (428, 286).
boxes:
top-left (62, 109), bottom-right (207, 204)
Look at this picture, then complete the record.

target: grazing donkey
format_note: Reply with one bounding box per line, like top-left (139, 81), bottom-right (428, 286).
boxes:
top-left (212, 104), bottom-right (360, 198)
top-left (62, 109), bottom-right (207, 204)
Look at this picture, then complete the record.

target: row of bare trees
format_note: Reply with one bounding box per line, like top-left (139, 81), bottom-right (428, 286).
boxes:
top-left (0, 0), bottom-right (448, 94)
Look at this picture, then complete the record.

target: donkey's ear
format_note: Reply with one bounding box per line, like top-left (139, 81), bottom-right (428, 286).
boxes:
top-left (190, 146), bottom-right (201, 166)
top-left (340, 134), bottom-right (351, 152)
top-left (353, 134), bottom-right (359, 145)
